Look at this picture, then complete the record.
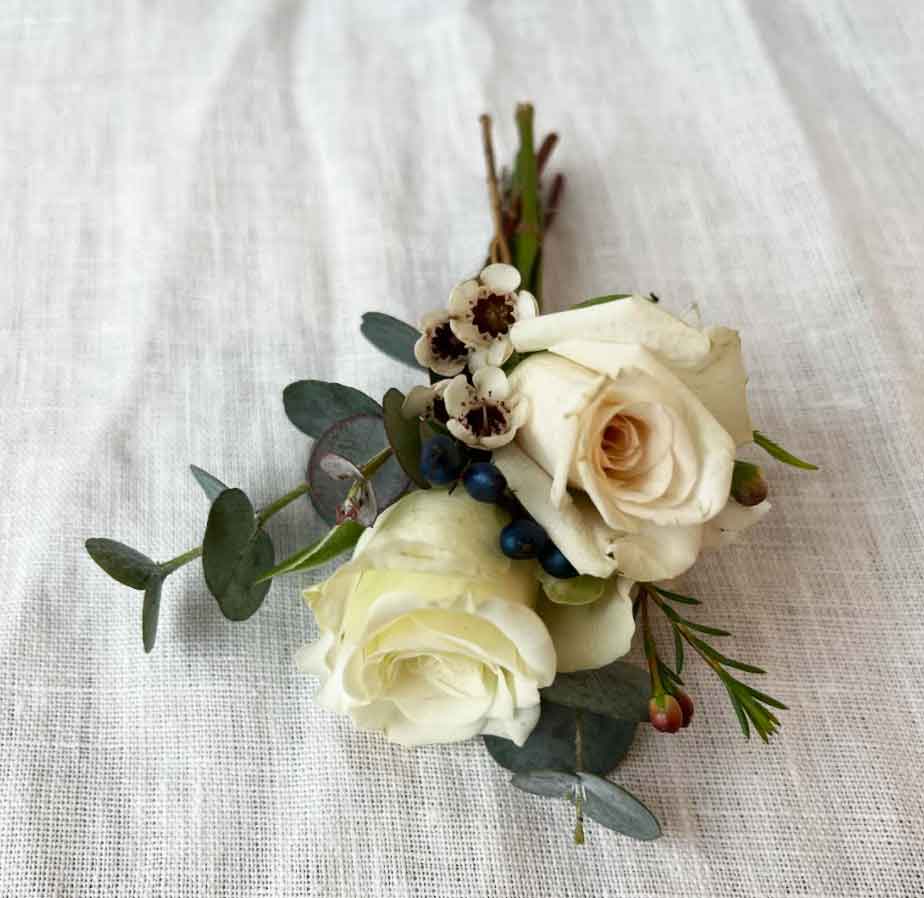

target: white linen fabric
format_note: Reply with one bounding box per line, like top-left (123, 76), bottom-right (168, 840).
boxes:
top-left (1, 1), bottom-right (922, 895)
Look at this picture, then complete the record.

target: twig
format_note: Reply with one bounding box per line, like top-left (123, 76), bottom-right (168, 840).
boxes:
top-left (536, 132), bottom-right (559, 176)
top-left (479, 114), bottom-right (511, 264)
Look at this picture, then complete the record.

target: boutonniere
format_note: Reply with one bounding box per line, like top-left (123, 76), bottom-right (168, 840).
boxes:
top-left (87, 104), bottom-right (817, 844)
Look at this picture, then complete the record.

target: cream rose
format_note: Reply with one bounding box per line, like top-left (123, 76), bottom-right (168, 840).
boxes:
top-left (295, 490), bottom-right (556, 747)
top-left (493, 297), bottom-right (750, 583)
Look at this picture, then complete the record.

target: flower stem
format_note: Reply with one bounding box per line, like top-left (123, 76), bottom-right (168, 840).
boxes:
top-left (513, 103), bottom-right (541, 300)
top-left (641, 591), bottom-right (665, 696)
top-left (359, 445), bottom-right (393, 479)
top-left (479, 114), bottom-right (512, 265)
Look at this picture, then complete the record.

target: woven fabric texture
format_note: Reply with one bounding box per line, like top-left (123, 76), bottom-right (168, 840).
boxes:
top-left (1, 1), bottom-right (923, 895)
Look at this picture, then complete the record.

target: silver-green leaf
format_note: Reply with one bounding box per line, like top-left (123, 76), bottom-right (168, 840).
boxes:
top-left (283, 381), bottom-right (382, 439)
top-left (510, 769), bottom-right (578, 801)
top-left (202, 489), bottom-right (274, 621)
top-left (579, 773), bottom-right (661, 841)
top-left (142, 575), bottom-right (163, 653)
top-left (540, 661), bottom-right (650, 723)
top-left (361, 313), bottom-right (423, 370)
top-left (190, 465), bottom-right (228, 501)
top-left (85, 538), bottom-right (159, 590)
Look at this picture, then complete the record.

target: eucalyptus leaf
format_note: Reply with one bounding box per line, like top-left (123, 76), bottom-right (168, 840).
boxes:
top-left (540, 661), bottom-right (650, 723)
top-left (307, 414), bottom-right (408, 526)
top-left (571, 293), bottom-right (632, 310)
top-left (382, 388), bottom-right (429, 490)
top-left (538, 571), bottom-right (605, 606)
top-left (510, 769), bottom-right (578, 800)
top-left (202, 489), bottom-right (274, 621)
top-left (579, 773), bottom-right (661, 841)
top-left (142, 575), bottom-right (163, 653)
top-left (361, 313), bottom-right (423, 370)
top-left (190, 465), bottom-right (228, 502)
top-left (254, 519), bottom-right (364, 583)
top-left (283, 381), bottom-right (381, 439)
top-left (85, 538), bottom-right (159, 590)
top-left (483, 702), bottom-right (636, 775)
top-left (753, 431), bottom-right (818, 470)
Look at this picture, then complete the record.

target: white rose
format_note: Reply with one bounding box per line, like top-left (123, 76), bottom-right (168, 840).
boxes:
top-left (296, 490), bottom-right (556, 747)
top-left (493, 297), bottom-right (750, 582)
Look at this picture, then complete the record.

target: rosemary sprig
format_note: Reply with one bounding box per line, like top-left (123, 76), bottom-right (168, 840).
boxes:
top-left (645, 585), bottom-right (787, 742)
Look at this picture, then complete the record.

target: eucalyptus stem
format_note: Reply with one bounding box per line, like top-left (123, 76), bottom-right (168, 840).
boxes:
top-left (160, 545), bottom-right (202, 576)
top-left (256, 481), bottom-right (311, 526)
top-left (479, 114), bottom-right (511, 265)
top-left (360, 445), bottom-right (393, 479)
top-left (573, 709), bottom-right (586, 845)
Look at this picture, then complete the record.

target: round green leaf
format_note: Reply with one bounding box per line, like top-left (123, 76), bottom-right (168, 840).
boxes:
top-left (283, 381), bottom-right (381, 439)
top-left (579, 773), bottom-right (661, 841)
top-left (361, 313), bottom-right (423, 370)
top-left (142, 575), bottom-right (163, 653)
top-left (85, 538), bottom-right (158, 590)
top-left (483, 702), bottom-right (636, 775)
top-left (540, 661), bottom-right (651, 723)
top-left (202, 489), bottom-right (275, 621)
top-left (382, 388), bottom-right (429, 489)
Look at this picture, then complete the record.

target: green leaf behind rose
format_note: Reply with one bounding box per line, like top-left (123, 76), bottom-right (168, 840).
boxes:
top-left (283, 381), bottom-right (382, 439)
top-left (202, 488), bottom-right (275, 621)
top-left (483, 701), bottom-right (636, 775)
top-left (571, 293), bottom-right (632, 310)
top-left (540, 661), bottom-right (650, 722)
top-left (254, 519), bottom-right (364, 583)
top-left (382, 388), bottom-right (430, 490)
top-left (753, 431), bottom-right (818, 470)
top-left (361, 313), bottom-right (423, 370)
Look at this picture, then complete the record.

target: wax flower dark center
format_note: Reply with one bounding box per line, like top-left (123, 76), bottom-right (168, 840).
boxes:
top-left (465, 403), bottom-right (507, 437)
top-left (472, 293), bottom-right (515, 338)
top-left (431, 322), bottom-right (467, 360)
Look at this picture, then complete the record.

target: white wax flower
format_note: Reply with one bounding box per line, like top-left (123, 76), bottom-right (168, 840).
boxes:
top-left (414, 311), bottom-right (469, 377)
top-left (443, 366), bottom-right (528, 450)
top-left (448, 263), bottom-right (538, 370)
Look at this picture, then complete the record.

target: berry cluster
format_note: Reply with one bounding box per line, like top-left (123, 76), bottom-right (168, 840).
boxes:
top-left (419, 435), bottom-right (577, 579)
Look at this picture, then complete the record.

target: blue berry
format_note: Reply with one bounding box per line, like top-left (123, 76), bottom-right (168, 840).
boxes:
top-left (500, 519), bottom-right (548, 560)
top-left (420, 435), bottom-right (467, 485)
top-left (463, 463), bottom-right (507, 503)
top-left (539, 542), bottom-right (578, 579)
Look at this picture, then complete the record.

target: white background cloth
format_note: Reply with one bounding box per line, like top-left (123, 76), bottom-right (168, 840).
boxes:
top-left (2, 1), bottom-right (923, 895)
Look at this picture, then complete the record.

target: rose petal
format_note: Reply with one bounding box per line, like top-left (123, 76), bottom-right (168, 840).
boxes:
top-left (537, 576), bottom-right (637, 672)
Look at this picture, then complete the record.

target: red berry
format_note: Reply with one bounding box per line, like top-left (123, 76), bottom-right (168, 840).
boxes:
top-left (649, 694), bottom-right (683, 733)
top-left (675, 689), bottom-right (694, 728)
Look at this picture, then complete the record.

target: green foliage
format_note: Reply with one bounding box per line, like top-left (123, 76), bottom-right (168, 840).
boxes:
top-left (202, 489), bottom-right (274, 621)
top-left (190, 465), bottom-right (228, 502)
top-left (483, 702), bottom-right (636, 775)
top-left (361, 313), bottom-right (423, 370)
top-left (142, 576), bottom-right (163, 653)
top-left (513, 104), bottom-right (541, 296)
top-left (540, 661), bottom-right (650, 723)
top-left (509, 769), bottom-right (577, 799)
top-left (753, 431), bottom-right (818, 470)
top-left (283, 381), bottom-right (381, 439)
top-left (254, 519), bottom-right (365, 583)
top-left (85, 539), bottom-right (159, 590)
top-left (382, 388), bottom-right (430, 489)
top-left (648, 585), bottom-right (786, 741)
top-left (577, 773), bottom-right (661, 841)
